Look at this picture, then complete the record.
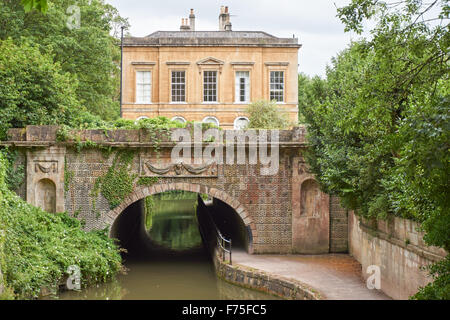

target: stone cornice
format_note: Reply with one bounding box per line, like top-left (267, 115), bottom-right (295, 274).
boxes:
top-left (131, 61), bottom-right (156, 66)
top-left (264, 62), bottom-right (290, 66)
top-left (166, 61), bottom-right (191, 65)
top-left (230, 62), bottom-right (255, 66)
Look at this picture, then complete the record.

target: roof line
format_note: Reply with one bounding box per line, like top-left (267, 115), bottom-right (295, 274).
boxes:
top-left (144, 30), bottom-right (279, 38)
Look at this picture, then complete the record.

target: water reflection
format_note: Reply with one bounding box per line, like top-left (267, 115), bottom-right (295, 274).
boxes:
top-left (53, 258), bottom-right (280, 300)
top-left (145, 193), bottom-right (202, 250)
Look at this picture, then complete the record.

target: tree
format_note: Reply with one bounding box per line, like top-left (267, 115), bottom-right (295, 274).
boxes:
top-left (301, 0), bottom-right (449, 299)
top-left (1, 0), bottom-right (130, 120)
top-left (0, 39), bottom-right (98, 139)
top-left (298, 73), bottom-right (328, 123)
top-left (246, 100), bottom-right (292, 129)
top-left (21, 0), bottom-right (48, 13)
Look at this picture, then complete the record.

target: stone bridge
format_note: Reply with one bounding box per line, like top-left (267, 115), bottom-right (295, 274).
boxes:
top-left (3, 125), bottom-right (348, 254)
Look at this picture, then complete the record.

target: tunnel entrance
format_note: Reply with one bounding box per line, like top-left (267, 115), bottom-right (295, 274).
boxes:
top-left (55, 190), bottom-right (279, 300)
top-left (110, 190), bottom-right (247, 261)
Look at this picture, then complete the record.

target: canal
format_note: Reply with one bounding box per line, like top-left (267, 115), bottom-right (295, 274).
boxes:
top-left (53, 192), bottom-right (280, 300)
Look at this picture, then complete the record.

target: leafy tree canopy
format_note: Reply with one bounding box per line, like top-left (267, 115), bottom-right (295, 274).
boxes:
top-left (300, 0), bottom-right (449, 299)
top-left (21, 0), bottom-right (48, 13)
top-left (0, 39), bottom-right (97, 140)
top-left (1, 0), bottom-right (130, 120)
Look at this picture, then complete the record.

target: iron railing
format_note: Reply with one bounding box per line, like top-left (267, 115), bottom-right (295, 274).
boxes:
top-left (197, 196), bottom-right (232, 265)
top-left (216, 228), bottom-right (232, 265)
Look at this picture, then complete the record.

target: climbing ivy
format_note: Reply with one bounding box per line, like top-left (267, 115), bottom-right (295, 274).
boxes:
top-left (144, 196), bottom-right (156, 230)
top-left (0, 148), bottom-right (25, 192)
top-left (91, 150), bottom-right (137, 210)
top-left (137, 176), bottom-right (159, 187)
top-left (56, 117), bottom-right (190, 154)
top-left (64, 157), bottom-right (74, 194)
top-left (56, 126), bottom-right (99, 153)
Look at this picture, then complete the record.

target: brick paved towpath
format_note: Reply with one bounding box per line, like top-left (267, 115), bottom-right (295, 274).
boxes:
top-left (233, 251), bottom-right (391, 300)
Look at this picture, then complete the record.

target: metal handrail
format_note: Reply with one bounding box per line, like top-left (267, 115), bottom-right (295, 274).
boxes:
top-left (197, 196), bottom-right (232, 265)
top-left (216, 228), bottom-right (232, 265)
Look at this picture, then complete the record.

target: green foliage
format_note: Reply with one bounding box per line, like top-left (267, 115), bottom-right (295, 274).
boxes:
top-left (201, 193), bottom-right (209, 201)
top-left (302, 0), bottom-right (449, 298)
top-left (412, 256), bottom-right (450, 300)
top-left (1, 148), bottom-right (25, 192)
top-left (1, 0), bottom-right (129, 120)
top-left (146, 192), bottom-right (202, 250)
top-left (144, 196), bottom-right (155, 230)
top-left (0, 153), bottom-right (122, 299)
top-left (0, 39), bottom-right (81, 140)
top-left (246, 100), bottom-right (292, 129)
top-left (64, 158), bottom-right (74, 193)
top-left (137, 177), bottom-right (159, 187)
top-left (57, 116), bottom-right (188, 155)
top-left (298, 73), bottom-right (328, 124)
top-left (21, 0), bottom-right (48, 13)
top-left (92, 150), bottom-right (136, 210)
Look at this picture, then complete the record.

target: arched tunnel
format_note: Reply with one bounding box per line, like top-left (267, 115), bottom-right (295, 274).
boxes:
top-left (56, 190), bottom-right (276, 300)
top-left (110, 190), bottom-right (248, 262)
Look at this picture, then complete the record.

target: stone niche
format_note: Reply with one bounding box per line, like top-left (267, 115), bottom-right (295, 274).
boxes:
top-left (26, 147), bottom-right (65, 213)
top-left (291, 157), bottom-right (330, 254)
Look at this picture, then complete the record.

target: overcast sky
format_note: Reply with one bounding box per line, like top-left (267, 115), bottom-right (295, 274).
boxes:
top-left (105, 0), bottom-right (363, 77)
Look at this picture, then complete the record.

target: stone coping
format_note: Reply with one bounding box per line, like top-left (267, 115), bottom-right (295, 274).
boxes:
top-left (3, 126), bottom-right (308, 147)
top-left (358, 215), bottom-right (447, 262)
top-left (214, 252), bottom-right (322, 300)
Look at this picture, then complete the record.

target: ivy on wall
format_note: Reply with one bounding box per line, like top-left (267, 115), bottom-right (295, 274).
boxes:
top-left (64, 157), bottom-right (74, 194)
top-left (137, 177), bottom-right (159, 187)
top-left (2, 148), bottom-right (25, 192)
top-left (91, 150), bottom-right (137, 211)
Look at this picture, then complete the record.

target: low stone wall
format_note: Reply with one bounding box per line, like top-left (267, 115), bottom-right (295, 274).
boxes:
top-left (213, 251), bottom-right (321, 300)
top-left (349, 211), bottom-right (447, 300)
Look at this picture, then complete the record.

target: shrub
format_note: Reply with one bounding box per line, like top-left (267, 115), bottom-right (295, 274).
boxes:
top-left (246, 100), bottom-right (291, 129)
top-left (0, 152), bottom-right (122, 299)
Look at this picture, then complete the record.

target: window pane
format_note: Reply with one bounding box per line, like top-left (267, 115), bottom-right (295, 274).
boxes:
top-left (235, 71), bottom-right (250, 103)
top-left (136, 71), bottom-right (151, 103)
top-left (171, 71), bottom-right (186, 102)
top-left (269, 71), bottom-right (284, 102)
top-left (204, 71), bottom-right (217, 102)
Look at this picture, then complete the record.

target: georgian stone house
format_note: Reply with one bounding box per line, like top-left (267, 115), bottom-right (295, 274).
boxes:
top-left (122, 7), bottom-right (300, 129)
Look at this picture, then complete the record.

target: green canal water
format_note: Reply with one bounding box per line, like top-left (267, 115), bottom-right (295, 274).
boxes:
top-left (51, 193), bottom-right (280, 300)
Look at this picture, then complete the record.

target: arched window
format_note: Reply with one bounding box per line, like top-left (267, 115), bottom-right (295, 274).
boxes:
top-left (233, 116), bottom-right (249, 130)
top-left (171, 116), bottom-right (187, 124)
top-left (136, 116), bottom-right (149, 122)
top-left (202, 116), bottom-right (220, 127)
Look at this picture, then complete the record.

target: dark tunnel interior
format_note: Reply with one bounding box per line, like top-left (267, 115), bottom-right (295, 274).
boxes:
top-left (110, 191), bottom-right (248, 262)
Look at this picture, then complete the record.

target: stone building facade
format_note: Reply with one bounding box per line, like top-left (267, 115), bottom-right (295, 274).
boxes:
top-left (122, 6), bottom-right (301, 129)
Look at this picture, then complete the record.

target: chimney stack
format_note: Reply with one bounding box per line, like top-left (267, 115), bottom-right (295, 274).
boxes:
top-left (180, 18), bottom-right (190, 31)
top-left (189, 9), bottom-right (196, 31)
top-left (219, 6), bottom-right (232, 31)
